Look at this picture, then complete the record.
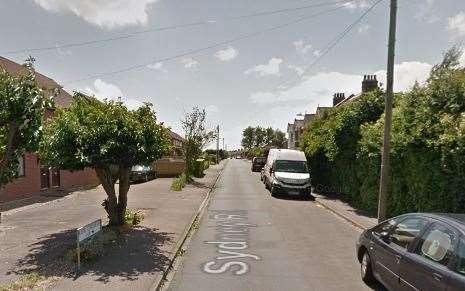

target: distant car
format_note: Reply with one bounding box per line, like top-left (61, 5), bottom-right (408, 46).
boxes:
top-left (251, 157), bottom-right (266, 172)
top-left (130, 165), bottom-right (156, 183)
top-left (236, 156), bottom-right (242, 159)
top-left (356, 213), bottom-right (465, 291)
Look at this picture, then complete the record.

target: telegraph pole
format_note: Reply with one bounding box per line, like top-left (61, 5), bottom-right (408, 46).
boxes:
top-left (378, 0), bottom-right (397, 222)
top-left (216, 125), bottom-right (220, 164)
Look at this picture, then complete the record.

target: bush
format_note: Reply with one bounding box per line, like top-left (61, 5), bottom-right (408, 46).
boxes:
top-left (124, 209), bottom-right (144, 226)
top-left (171, 173), bottom-right (188, 191)
top-left (302, 47), bottom-right (465, 217)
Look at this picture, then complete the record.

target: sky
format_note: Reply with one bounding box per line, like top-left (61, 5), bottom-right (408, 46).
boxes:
top-left (1, 0), bottom-right (464, 149)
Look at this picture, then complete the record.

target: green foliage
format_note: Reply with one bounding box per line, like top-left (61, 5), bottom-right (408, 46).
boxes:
top-left (0, 273), bottom-right (44, 291)
top-left (182, 107), bottom-right (215, 176)
top-left (171, 172), bottom-right (188, 191)
top-left (124, 209), bottom-right (144, 225)
top-left (241, 126), bottom-right (286, 159)
top-left (303, 47), bottom-right (465, 217)
top-left (0, 59), bottom-right (53, 186)
top-left (39, 94), bottom-right (170, 170)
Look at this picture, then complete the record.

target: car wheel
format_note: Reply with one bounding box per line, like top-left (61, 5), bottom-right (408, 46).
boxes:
top-left (361, 251), bottom-right (375, 284)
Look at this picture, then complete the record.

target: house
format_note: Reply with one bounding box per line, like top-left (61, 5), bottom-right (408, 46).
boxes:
top-left (0, 56), bottom-right (99, 203)
top-left (287, 113), bottom-right (315, 150)
top-left (152, 129), bottom-right (186, 177)
top-left (334, 75), bottom-right (379, 107)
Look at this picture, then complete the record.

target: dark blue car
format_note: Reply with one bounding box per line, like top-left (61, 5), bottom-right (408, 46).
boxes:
top-left (356, 213), bottom-right (465, 290)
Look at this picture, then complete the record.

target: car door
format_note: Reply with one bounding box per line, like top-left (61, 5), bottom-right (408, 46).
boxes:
top-left (399, 222), bottom-right (457, 291)
top-left (372, 216), bottom-right (429, 290)
top-left (447, 236), bottom-right (465, 291)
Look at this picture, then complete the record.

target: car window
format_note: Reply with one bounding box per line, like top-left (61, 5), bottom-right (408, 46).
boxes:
top-left (414, 223), bottom-right (457, 267)
top-left (457, 237), bottom-right (465, 275)
top-left (389, 217), bottom-right (429, 250)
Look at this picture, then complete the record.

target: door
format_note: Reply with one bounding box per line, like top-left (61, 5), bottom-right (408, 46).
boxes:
top-left (373, 216), bottom-right (429, 290)
top-left (51, 169), bottom-right (60, 188)
top-left (399, 223), bottom-right (456, 291)
top-left (40, 167), bottom-right (50, 189)
top-left (448, 236), bottom-right (465, 291)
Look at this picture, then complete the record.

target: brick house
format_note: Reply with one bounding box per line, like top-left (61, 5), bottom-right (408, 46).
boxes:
top-left (152, 130), bottom-right (186, 177)
top-left (0, 56), bottom-right (99, 203)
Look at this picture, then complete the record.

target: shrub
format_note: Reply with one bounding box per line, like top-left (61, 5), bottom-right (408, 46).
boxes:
top-left (171, 173), bottom-right (188, 191)
top-left (124, 209), bottom-right (145, 226)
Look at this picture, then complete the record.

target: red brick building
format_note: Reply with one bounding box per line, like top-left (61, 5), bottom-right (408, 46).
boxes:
top-left (0, 56), bottom-right (99, 203)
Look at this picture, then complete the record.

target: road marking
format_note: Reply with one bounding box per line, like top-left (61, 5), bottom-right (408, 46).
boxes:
top-left (202, 210), bottom-right (260, 276)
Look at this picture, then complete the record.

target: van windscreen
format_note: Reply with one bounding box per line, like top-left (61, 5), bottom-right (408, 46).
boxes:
top-left (275, 160), bottom-right (308, 173)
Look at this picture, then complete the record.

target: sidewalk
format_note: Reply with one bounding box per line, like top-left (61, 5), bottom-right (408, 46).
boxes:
top-left (0, 161), bottom-right (225, 290)
top-left (313, 193), bottom-right (377, 230)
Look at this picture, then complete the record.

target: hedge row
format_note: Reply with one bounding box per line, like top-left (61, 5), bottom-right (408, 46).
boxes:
top-left (301, 48), bottom-right (465, 217)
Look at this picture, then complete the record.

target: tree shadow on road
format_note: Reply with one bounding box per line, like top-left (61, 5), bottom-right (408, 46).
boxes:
top-left (9, 226), bottom-right (173, 283)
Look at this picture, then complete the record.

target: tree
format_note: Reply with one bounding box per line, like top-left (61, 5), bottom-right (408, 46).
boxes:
top-left (272, 129), bottom-right (286, 147)
top-left (241, 126), bottom-right (255, 149)
top-left (181, 107), bottom-right (215, 176)
top-left (39, 94), bottom-right (170, 226)
top-left (254, 127), bottom-right (266, 148)
top-left (0, 59), bottom-right (52, 186)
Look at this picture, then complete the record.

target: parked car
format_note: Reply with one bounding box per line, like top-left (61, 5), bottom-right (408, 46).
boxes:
top-left (263, 149), bottom-right (312, 198)
top-left (356, 213), bottom-right (465, 290)
top-left (130, 165), bottom-right (156, 183)
top-left (251, 157), bottom-right (266, 172)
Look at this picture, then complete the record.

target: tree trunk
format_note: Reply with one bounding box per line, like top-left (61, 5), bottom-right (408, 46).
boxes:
top-left (116, 166), bottom-right (131, 225)
top-left (95, 166), bottom-right (119, 226)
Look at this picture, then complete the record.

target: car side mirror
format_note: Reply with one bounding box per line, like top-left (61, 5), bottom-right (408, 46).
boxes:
top-left (379, 231), bottom-right (391, 243)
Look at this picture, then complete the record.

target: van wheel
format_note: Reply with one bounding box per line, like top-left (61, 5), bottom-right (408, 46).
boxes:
top-left (361, 251), bottom-right (375, 284)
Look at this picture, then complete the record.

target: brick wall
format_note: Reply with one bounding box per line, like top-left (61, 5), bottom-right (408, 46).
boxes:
top-left (0, 152), bottom-right (99, 203)
top-left (153, 158), bottom-right (186, 177)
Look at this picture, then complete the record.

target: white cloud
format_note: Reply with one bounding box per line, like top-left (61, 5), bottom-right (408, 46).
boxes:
top-left (147, 62), bottom-right (167, 72)
top-left (250, 61), bottom-right (433, 105)
top-left (182, 57), bottom-right (199, 69)
top-left (447, 12), bottom-right (465, 37)
top-left (288, 64), bottom-right (305, 76)
top-left (250, 72), bottom-right (361, 104)
top-left (374, 61), bottom-right (432, 92)
top-left (205, 105), bottom-right (219, 113)
top-left (357, 24), bottom-right (371, 34)
top-left (84, 79), bottom-right (144, 110)
top-left (343, 0), bottom-right (369, 11)
top-left (415, 0), bottom-right (439, 24)
top-left (293, 40), bottom-right (312, 56)
top-left (244, 58), bottom-right (283, 77)
top-left (214, 47), bottom-right (238, 62)
top-left (33, 0), bottom-right (157, 29)
top-left (313, 50), bottom-right (322, 57)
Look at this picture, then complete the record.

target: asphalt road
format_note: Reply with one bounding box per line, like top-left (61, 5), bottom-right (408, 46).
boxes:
top-left (168, 159), bottom-right (384, 291)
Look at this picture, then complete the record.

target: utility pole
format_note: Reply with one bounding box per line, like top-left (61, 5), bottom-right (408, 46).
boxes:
top-left (216, 125), bottom-right (220, 164)
top-left (378, 0), bottom-right (397, 223)
top-left (222, 138), bottom-right (225, 151)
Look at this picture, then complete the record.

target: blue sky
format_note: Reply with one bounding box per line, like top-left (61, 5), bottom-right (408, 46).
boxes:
top-left (0, 0), bottom-right (464, 149)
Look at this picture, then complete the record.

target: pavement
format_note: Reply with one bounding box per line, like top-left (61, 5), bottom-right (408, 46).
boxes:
top-left (167, 159), bottom-right (385, 291)
top-left (0, 161), bottom-right (225, 290)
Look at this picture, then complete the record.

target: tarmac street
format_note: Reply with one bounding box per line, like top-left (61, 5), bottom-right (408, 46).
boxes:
top-left (169, 159), bottom-right (383, 291)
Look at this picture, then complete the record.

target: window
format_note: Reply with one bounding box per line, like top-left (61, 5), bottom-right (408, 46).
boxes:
top-left (457, 238), bottom-right (465, 275)
top-left (274, 160), bottom-right (308, 173)
top-left (17, 155), bottom-right (25, 177)
top-left (389, 217), bottom-right (428, 250)
top-left (415, 224), bottom-right (456, 267)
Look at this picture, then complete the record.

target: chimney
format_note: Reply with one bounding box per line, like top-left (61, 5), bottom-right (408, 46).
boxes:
top-left (362, 75), bottom-right (379, 93)
top-left (333, 92), bottom-right (345, 106)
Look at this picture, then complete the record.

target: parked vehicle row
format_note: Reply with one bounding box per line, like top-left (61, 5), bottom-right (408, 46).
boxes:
top-left (357, 213), bottom-right (465, 290)
top-left (252, 149), bottom-right (313, 200)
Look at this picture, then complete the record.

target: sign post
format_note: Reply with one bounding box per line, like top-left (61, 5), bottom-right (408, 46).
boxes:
top-left (76, 219), bottom-right (102, 272)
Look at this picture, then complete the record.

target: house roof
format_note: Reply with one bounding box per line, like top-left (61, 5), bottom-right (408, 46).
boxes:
top-left (168, 130), bottom-right (185, 142)
top-left (0, 56), bottom-right (73, 108)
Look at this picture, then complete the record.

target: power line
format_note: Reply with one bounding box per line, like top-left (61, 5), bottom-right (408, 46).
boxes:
top-left (63, 4), bottom-right (350, 84)
top-left (2, 0), bottom-right (355, 56)
top-left (279, 0), bottom-right (384, 90)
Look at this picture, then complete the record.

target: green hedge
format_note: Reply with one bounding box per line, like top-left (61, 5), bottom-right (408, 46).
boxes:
top-left (301, 48), bottom-right (465, 217)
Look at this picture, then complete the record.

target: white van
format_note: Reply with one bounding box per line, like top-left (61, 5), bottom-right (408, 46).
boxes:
top-left (263, 149), bottom-right (312, 198)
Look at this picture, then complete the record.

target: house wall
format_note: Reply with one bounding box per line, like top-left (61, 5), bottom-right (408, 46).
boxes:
top-left (0, 152), bottom-right (99, 203)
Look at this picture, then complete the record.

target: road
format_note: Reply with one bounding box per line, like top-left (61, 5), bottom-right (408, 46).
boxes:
top-left (168, 159), bottom-right (383, 291)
